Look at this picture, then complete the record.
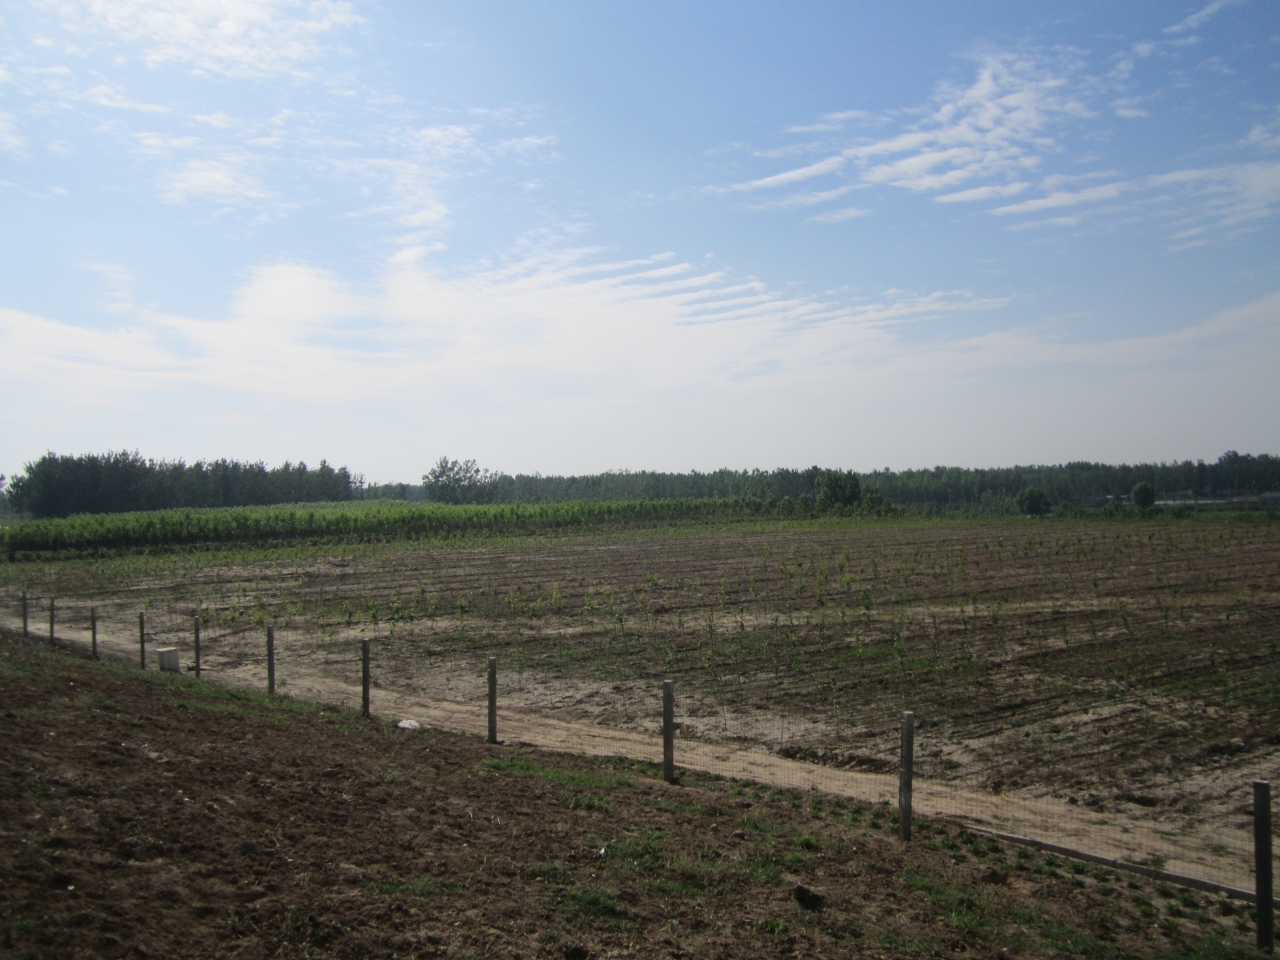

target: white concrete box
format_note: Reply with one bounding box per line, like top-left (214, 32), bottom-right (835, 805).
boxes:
top-left (157, 647), bottom-right (181, 673)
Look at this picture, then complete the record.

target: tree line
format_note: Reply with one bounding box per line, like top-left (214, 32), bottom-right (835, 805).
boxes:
top-left (4, 449), bottom-right (1276, 520)
top-left (860, 452), bottom-right (1279, 509)
top-left (418, 453), bottom-right (1277, 508)
top-left (4, 452), bottom-right (354, 519)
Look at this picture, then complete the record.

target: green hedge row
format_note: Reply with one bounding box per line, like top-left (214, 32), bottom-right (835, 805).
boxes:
top-left (0, 496), bottom-right (824, 557)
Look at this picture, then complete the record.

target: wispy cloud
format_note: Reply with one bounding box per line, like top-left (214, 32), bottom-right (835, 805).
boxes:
top-left (0, 247), bottom-right (1012, 405)
top-left (844, 53), bottom-right (1090, 193)
top-left (725, 155), bottom-right (845, 191)
top-left (133, 131), bottom-right (199, 158)
top-left (333, 158), bottom-right (450, 234)
top-left (49, 0), bottom-right (361, 78)
top-left (496, 134), bottom-right (558, 156)
top-left (753, 185), bottom-right (859, 209)
top-left (5, 252), bottom-right (1277, 473)
top-left (1111, 97), bottom-right (1149, 118)
top-left (1163, 0), bottom-right (1243, 35)
top-left (82, 83), bottom-right (168, 112)
top-left (935, 182), bottom-right (1029, 203)
top-left (717, 52), bottom-right (1091, 216)
top-left (809, 206), bottom-right (870, 223)
top-left (786, 110), bottom-right (868, 133)
top-left (1243, 108), bottom-right (1280, 151)
top-left (1150, 160), bottom-right (1280, 229)
top-left (0, 112), bottom-right (25, 155)
top-left (993, 180), bottom-right (1132, 215)
top-left (717, 32), bottom-right (1275, 248)
top-left (161, 156), bottom-right (268, 204)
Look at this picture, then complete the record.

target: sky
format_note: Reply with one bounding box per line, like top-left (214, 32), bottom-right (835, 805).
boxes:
top-left (1, 0), bottom-right (1278, 483)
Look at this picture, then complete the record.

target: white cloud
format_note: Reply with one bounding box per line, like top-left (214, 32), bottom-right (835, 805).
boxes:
top-left (986, 159), bottom-right (1280, 237)
top-left (993, 180), bottom-right (1132, 215)
top-left (842, 53), bottom-right (1090, 194)
top-left (1112, 97), bottom-right (1149, 118)
top-left (1149, 160), bottom-right (1280, 228)
top-left (0, 249), bottom-right (1011, 409)
top-left (409, 125), bottom-right (478, 159)
top-left (720, 51), bottom-right (1091, 221)
top-left (1164, 0), bottom-right (1243, 35)
top-left (334, 158), bottom-right (450, 233)
top-left (935, 182), bottom-right (1029, 203)
top-left (496, 134), bottom-right (557, 156)
top-left (133, 131), bottom-right (198, 157)
top-left (809, 206), bottom-right (870, 223)
top-left (48, 0), bottom-right (361, 78)
top-left (753, 185), bottom-right (858, 208)
top-left (786, 110), bottom-right (869, 133)
top-left (195, 111), bottom-right (234, 128)
top-left (726, 155), bottom-right (846, 191)
top-left (1242, 108), bottom-right (1280, 151)
top-left (161, 156), bottom-right (267, 204)
top-left (4, 256), bottom-right (1277, 474)
top-left (0, 112), bottom-right (25, 154)
top-left (82, 83), bottom-right (166, 112)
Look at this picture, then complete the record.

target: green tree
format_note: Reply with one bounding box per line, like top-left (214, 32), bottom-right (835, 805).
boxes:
top-left (1014, 487), bottom-right (1050, 516)
top-left (1132, 481), bottom-right (1155, 509)
top-left (422, 457), bottom-right (497, 504)
top-left (814, 469), bottom-right (861, 511)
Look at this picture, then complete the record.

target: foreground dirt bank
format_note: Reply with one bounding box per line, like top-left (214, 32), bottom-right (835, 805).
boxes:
top-left (0, 631), bottom-right (1265, 959)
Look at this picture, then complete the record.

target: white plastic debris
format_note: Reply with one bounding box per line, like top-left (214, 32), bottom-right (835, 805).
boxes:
top-left (397, 719), bottom-right (421, 730)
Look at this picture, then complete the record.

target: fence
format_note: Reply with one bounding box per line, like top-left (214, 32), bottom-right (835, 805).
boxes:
top-left (1, 578), bottom-right (1276, 950)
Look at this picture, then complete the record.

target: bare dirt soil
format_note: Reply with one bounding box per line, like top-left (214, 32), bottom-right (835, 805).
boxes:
top-left (3, 517), bottom-right (1278, 891)
top-left (0, 633), bottom-right (1267, 960)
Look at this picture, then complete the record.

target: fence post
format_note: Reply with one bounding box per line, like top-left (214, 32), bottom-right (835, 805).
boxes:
top-left (1258, 780), bottom-right (1274, 954)
top-left (91, 607), bottom-right (98, 661)
top-left (193, 616), bottom-right (201, 679)
top-left (899, 711), bottom-right (915, 842)
top-left (22, 591), bottom-right (28, 638)
top-left (49, 596), bottom-right (55, 645)
top-left (139, 612), bottom-right (146, 669)
top-left (487, 656), bottom-right (498, 744)
top-left (362, 639), bottom-right (371, 718)
top-left (266, 627), bottom-right (275, 696)
top-left (663, 679), bottom-right (676, 784)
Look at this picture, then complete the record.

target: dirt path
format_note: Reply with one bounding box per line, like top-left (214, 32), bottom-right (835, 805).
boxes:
top-left (321, 681), bottom-right (1257, 892)
top-left (27, 612), bottom-right (1256, 896)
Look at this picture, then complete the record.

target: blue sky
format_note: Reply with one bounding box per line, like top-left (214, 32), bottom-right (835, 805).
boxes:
top-left (2, 1), bottom-right (1278, 483)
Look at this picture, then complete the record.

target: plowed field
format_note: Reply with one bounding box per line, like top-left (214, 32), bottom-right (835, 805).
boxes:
top-left (0, 635), bottom-right (1264, 959)
top-left (3, 516), bottom-right (1278, 888)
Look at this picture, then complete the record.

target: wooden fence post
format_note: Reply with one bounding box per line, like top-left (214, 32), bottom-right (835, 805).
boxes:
top-left (49, 596), bottom-right (55, 645)
top-left (1258, 780), bottom-right (1274, 953)
top-left (22, 591), bottom-right (28, 637)
top-left (193, 616), bottom-right (201, 679)
top-left (91, 607), bottom-right (97, 661)
top-left (663, 680), bottom-right (676, 784)
top-left (266, 627), bottom-right (275, 696)
top-left (139, 612), bottom-right (146, 669)
top-left (487, 656), bottom-right (498, 744)
top-left (899, 711), bottom-right (915, 842)
top-left (362, 639), bottom-right (371, 718)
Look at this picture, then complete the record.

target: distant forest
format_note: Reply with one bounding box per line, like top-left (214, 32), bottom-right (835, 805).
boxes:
top-left (378, 452), bottom-right (1280, 510)
top-left (3, 450), bottom-right (1277, 520)
top-left (3, 452), bottom-right (354, 519)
